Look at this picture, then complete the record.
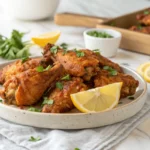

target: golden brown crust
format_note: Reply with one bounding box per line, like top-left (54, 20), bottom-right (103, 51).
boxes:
top-left (42, 77), bottom-right (88, 113)
top-left (94, 70), bottom-right (139, 98)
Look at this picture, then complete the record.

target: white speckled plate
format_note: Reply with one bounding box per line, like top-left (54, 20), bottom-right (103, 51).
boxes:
top-left (0, 61), bottom-right (147, 129)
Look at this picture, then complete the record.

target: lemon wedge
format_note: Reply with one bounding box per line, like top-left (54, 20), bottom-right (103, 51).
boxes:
top-left (31, 31), bottom-right (61, 47)
top-left (137, 62), bottom-right (150, 77)
top-left (70, 82), bottom-right (122, 113)
top-left (143, 66), bottom-right (150, 83)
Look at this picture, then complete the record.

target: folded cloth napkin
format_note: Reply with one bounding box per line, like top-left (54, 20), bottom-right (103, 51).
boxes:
top-left (0, 89), bottom-right (149, 150)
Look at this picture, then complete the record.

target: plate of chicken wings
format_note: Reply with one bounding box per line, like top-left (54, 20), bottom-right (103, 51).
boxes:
top-left (0, 43), bottom-right (147, 129)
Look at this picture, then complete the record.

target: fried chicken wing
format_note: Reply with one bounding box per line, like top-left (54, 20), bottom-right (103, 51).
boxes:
top-left (1, 62), bottom-right (64, 106)
top-left (129, 25), bottom-right (150, 34)
top-left (0, 58), bottom-right (41, 84)
top-left (41, 43), bottom-right (123, 81)
top-left (136, 9), bottom-right (150, 25)
top-left (94, 70), bottom-right (139, 98)
top-left (42, 77), bottom-right (88, 113)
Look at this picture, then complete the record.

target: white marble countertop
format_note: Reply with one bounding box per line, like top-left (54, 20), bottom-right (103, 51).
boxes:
top-left (0, 1), bottom-right (150, 149)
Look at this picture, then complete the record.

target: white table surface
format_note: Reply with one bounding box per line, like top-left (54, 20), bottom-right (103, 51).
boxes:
top-left (0, 2), bottom-right (150, 150)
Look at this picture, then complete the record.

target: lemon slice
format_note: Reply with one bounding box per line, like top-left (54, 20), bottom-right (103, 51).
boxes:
top-left (137, 62), bottom-right (150, 77)
top-left (71, 82), bottom-right (122, 113)
top-left (143, 66), bottom-right (150, 83)
top-left (31, 31), bottom-right (61, 47)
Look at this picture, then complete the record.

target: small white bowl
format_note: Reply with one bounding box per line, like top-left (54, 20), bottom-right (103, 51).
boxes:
top-left (83, 28), bottom-right (122, 58)
top-left (1, 0), bottom-right (60, 20)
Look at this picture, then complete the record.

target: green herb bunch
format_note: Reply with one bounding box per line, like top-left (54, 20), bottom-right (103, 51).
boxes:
top-left (0, 30), bottom-right (31, 60)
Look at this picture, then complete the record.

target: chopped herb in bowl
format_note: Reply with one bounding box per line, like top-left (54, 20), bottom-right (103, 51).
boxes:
top-left (87, 31), bottom-right (113, 38)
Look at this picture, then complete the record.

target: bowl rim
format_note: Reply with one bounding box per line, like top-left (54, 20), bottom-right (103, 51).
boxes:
top-left (83, 28), bottom-right (122, 41)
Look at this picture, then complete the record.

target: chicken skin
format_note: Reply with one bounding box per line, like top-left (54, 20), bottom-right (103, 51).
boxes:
top-left (1, 62), bottom-right (64, 106)
top-left (94, 70), bottom-right (139, 98)
top-left (129, 25), bottom-right (150, 34)
top-left (42, 77), bottom-right (88, 113)
top-left (41, 43), bottom-right (123, 81)
top-left (0, 58), bottom-right (41, 84)
top-left (136, 9), bottom-right (150, 25)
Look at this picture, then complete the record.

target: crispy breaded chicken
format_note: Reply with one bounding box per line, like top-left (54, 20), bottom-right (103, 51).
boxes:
top-left (42, 77), bottom-right (88, 113)
top-left (41, 43), bottom-right (123, 81)
top-left (129, 25), bottom-right (150, 34)
top-left (0, 58), bottom-right (41, 84)
top-left (0, 62), bottom-right (64, 106)
top-left (136, 9), bottom-right (150, 25)
top-left (94, 70), bottom-right (139, 98)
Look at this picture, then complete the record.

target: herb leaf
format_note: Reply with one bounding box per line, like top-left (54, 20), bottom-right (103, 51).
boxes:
top-left (137, 25), bottom-right (142, 30)
top-left (56, 82), bottom-right (63, 90)
top-left (36, 65), bottom-right (51, 72)
top-left (144, 10), bottom-right (149, 15)
top-left (50, 46), bottom-right (58, 54)
top-left (28, 107), bottom-right (41, 112)
top-left (61, 74), bottom-right (70, 80)
top-left (29, 136), bottom-right (41, 142)
top-left (74, 49), bottom-right (85, 57)
top-left (42, 97), bottom-right (54, 105)
top-left (103, 66), bottom-right (118, 76)
top-left (0, 30), bottom-right (30, 60)
top-left (74, 148), bottom-right (80, 150)
top-left (0, 99), bottom-right (3, 103)
top-left (93, 49), bottom-right (100, 54)
top-left (60, 43), bottom-right (68, 50)
top-left (128, 96), bottom-right (135, 100)
top-left (22, 56), bottom-right (29, 63)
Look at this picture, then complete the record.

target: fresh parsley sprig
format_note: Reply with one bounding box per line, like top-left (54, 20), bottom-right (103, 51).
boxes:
top-left (50, 45), bottom-right (58, 54)
top-left (0, 30), bottom-right (30, 60)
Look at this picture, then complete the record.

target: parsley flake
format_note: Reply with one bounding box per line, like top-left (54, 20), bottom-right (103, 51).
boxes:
top-left (56, 82), bottom-right (63, 90)
top-left (103, 66), bottom-right (118, 76)
top-left (0, 99), bottom-right (2, 103)
top-left (128, 96), bottom-right (135, 100)
top-left (42, 97), bottom-right (54, 105)
top-left (36, 65), bottom-right (51, 72)
top-left (74, 148), bottom-right (80, 150)
top-left (137, 25), bottom-right (142, 30)
top-left (50, 46), bottom-right (58, 54)
top-left (93, 49), bottom-right (100, 54)
top-left (22, 56), bottom-right (29, 63)
top-left (60, 43), bottom-right (68, 50)
top-left (144, 10), bottom-right (150, 15)
top-left (28, 107), bottom-right (41, 112)
top-left (29, 136), bottom-right (41, 142)
top-left (61, 74), bottom-right (70, 80)
top-left (74, 49), bottom-right (85, 57)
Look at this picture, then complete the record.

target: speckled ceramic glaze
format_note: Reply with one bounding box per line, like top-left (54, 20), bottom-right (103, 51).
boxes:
top-left (0, 61), bottom-right (147, 129)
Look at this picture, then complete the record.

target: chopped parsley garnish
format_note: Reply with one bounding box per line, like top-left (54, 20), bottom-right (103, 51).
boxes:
top-left (87, 31), bottom-right (113, 38)
top-left (50, 45), bottom-right (58, 54)
top-left (74, 49), bottom-right (85, 57)
top-left (61, 74), bottom-right (71, 80)
top-left (63, 49), bottom-right (68, 55)
top-left (110, 22), bottom-right (115, 26)
top-left (143, 10), bottom-right (150, 15)
top-left (36, 65), bottom-right (51, 72)
top-left (42, 97), bottom-right (54, 105)
top-left (60, 43), bottom-right (68, 50)
top-left (128, 96), bottom-right (135, 100)
top-left (56, 82), bottom-right (63, 90)
top-left (74, 148), bottom-right (80, 150)
top-left (0, 99), bottom-right (2, 103)
top-left (29, 136), bottom-right (41, 142)
top-left (103, 66), bottom-right (118, 76)
top-left (22, 56), bottom-right (29, 63)
top-left (137, 25), bottom-right (142, 30)
top-left (28, 107), bottom-right (41, 112)
top-left (93, 49), bottom-right (100, 54)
